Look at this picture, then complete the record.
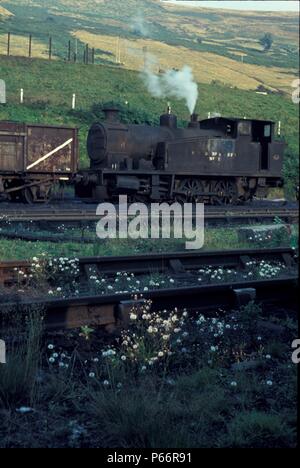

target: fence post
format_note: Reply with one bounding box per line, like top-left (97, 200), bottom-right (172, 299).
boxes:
top-left (68, 40), bottom-right (71, 61)
top-left (29, 34), bottom-right (32, 58)
top-left (20, 88), bottom-right (24, 104)
top-left (0, 80), bottom-right (6, 104)
top-left (49, 36), bottom-right (52, 60)
top-left (86, 44), bottom-right (89, 64)
top-left (7, 32), bottom-right (11, 56)
top-left (92, 48), bottom-right (95, 64)
top-left (74, 39), bottom-right (77, 63)
top-left (72, 93), bottom-right (76, 110)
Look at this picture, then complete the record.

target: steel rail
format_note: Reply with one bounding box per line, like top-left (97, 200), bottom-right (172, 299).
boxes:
top-left (0, 208), bottom-right (298, 222)
top-left (0, 247), bottom-right (297, 285)
top-left (0, 276), bottom-right (298, 331)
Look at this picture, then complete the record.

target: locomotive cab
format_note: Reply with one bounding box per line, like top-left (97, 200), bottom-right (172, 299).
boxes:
top-left (200, 117), bottom-right (284, 177)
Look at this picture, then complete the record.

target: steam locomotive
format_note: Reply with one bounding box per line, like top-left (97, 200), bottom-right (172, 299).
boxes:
top-left (75, 106), bottom-right (284, 204)
top-left (0, 107), bottom-right (284, 204)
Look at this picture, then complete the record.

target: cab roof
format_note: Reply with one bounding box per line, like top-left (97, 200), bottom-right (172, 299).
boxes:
top-left (200, 117), bottom-right (275, 125)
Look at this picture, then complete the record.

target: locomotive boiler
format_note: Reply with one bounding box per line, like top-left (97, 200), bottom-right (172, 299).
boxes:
top-left (75, 106), bottom-right (284, 204)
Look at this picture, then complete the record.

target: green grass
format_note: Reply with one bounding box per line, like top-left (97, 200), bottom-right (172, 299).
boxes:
top-left (0, 224), bottom-right (297, 261)
top-left (0, 300), bottom-right (297, 447)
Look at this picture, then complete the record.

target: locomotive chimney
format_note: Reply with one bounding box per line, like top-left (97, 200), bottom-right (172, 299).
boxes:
top-left (103, 106), bottom-right (120, 123)
top-left (160, 105), bottom-right (177, 129)
top-left (188, 113), bottom-right (199, 128)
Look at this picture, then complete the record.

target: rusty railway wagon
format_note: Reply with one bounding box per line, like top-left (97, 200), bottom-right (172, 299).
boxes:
top-left (75, 107), bottom-right (284, 204)
top-left (0, 122), bottom-right (78, 203)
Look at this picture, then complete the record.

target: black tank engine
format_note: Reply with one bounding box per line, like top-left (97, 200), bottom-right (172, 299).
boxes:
top-left (76, 106), bottom-right (284, 204)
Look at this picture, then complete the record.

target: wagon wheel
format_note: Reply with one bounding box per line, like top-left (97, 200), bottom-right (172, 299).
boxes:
top-left (22, 187), bottom-right (35, 204)
top-left (175, 179), bottom-right (205, 203)
top-left (210, 180), bottom-right (238, 205)
top-left (22, 185), bottom-right (53, 204)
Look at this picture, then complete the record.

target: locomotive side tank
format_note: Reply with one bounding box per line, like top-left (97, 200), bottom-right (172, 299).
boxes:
top-left (76, 106), bottom-right (285, 204)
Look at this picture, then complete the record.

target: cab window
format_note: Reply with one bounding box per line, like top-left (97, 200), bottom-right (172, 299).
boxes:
top-left (264, 124), bottom-right (271, 138)
top-left (238, 121), bottom-right (251, 136)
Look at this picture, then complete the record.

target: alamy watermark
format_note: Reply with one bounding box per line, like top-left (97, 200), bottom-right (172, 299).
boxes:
top-left (291, 339), bottom-right (300, 364)
top-left (96, 195), bottom-right (204, 250)
top-left (0, 339), bottom-right (6, 364)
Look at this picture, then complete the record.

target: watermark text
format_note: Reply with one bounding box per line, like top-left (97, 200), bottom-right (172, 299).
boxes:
top-left (96, 196), bottom-right (204, 250)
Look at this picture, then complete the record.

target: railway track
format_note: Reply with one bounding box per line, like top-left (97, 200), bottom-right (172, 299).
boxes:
top-left (0, 205), bottom-right (298, 244)
top-left (0, 206), bottom-right (298, 225)
top-left (0, 248), bottom-right (298, 330)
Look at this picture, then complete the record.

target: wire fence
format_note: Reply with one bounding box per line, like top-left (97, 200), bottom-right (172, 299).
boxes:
top-left (0, 32), bottom-right (96, 64)
top-left (0, 31), bottom-right (157, 70)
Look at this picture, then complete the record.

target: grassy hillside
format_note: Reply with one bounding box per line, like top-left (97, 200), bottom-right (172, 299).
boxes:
top-left (0, 0), bottom-right (298, 94)
top-left (0, 55), bottom-right (298, 194)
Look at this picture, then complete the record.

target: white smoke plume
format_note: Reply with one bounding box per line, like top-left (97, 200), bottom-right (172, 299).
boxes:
top-left (132, 12), bottom-right (149, 37)
top-left (142, 55), bottom-right (198, 114)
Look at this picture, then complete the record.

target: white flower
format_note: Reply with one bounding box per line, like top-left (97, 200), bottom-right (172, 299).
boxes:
top-left (103, 380), bottom-right (109, 386)
top-left (16, 407), bottom-right (33, 414)
top-left (121, 355), bottom-right (127, 361)
top-left (210, 346), bottom-right (216, 352)
top-left (257, 336), bottom-right (262, 341)
top-left (266, 380), bottom-right (273, 386)
top-left (48, 344), bottom-right (54, 350)
top-left (265, 354), bottom-right (271, 359)
top-left (130, 313), bottom-right (137, 320)
top-left (158, 351), bottom-right (164, 357)
top-left (49, 357), bottom-right (55, 363)
top-left (230, 381), bottom-right (237, 387)
top-left (89, 372), bottom-right (95, 378)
